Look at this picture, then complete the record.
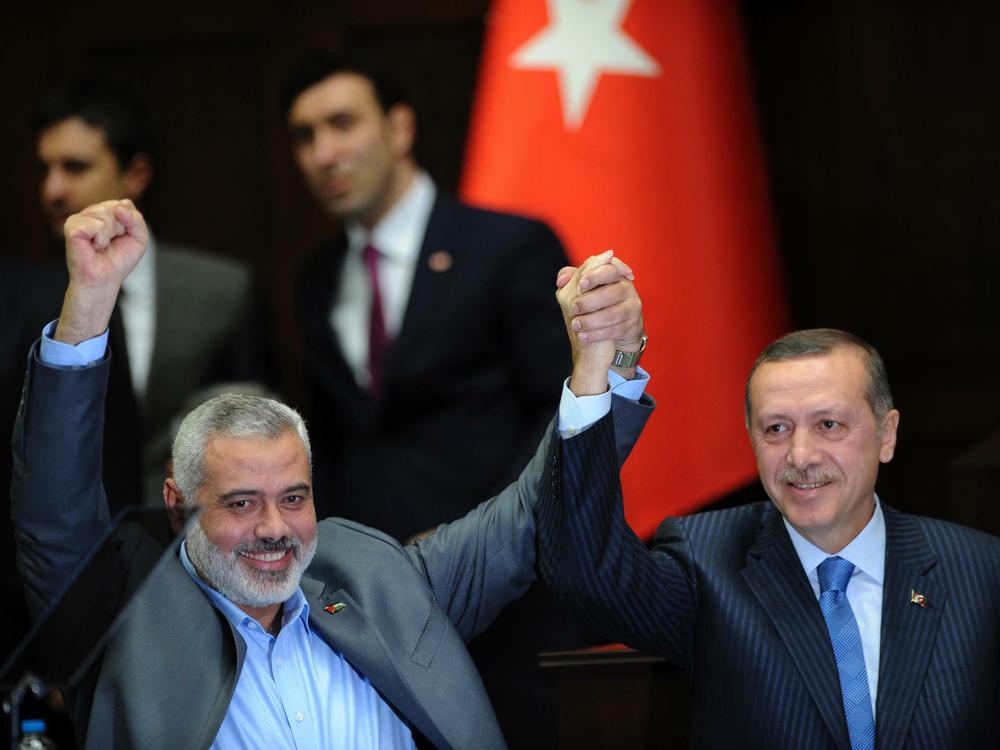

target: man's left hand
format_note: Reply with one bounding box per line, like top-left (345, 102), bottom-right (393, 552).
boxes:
top-left (556, 250), bottom-right (644, 396)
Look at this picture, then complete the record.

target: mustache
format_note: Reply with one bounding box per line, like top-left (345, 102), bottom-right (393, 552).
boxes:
top-left (44, 198), bottom-right (70, 215)
top-left (776, 468), bottom-right (841, 484)
top-left (233, 537), bottom-right (301, 556)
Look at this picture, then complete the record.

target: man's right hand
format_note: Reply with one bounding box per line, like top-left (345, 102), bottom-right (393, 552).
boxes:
top-left (54, 199), bottom-right (148, 345)
top-left (556, 250), bottom-right (644, 396)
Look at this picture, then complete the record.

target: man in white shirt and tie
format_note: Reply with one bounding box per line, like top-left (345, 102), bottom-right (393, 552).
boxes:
top-left (284, 51), bottom-right (579, 747)
top-left (31, 77), bottom-right (267, 507)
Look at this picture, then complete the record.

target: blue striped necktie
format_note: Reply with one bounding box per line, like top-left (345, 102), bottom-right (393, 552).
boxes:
top-left (818, 556), bottom-right (875, 750)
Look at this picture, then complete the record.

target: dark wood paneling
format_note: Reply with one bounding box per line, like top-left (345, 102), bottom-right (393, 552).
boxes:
top-left (3, 2), bottom-right (1000, 532)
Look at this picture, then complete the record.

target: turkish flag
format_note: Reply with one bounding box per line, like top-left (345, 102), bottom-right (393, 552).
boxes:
top-left (462, 0), bottom-right (787, 537)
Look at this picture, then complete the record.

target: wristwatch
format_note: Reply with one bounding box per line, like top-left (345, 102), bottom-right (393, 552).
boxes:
top-left (612, 334), bottom-right (648, 368)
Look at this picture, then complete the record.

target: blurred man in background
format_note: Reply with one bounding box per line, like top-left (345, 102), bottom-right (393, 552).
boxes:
top-left (1, 77), bottom-right (269, 662)
top-left (32, 77), bottom-right (268, 508)
top-left (283, 51), bottom-right (579, 747)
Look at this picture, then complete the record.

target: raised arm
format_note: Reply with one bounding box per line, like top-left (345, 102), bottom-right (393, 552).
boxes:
top-left (410, 251), bottom-right (648, 641)
top-left (54, 199), bottom-right (148, 344)
top-left (538, 252), bottom-right (698, 663)
top-left (11, 200), bottom-right (148, 619)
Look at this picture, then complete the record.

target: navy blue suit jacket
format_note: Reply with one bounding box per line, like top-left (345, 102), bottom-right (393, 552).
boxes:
top-left (298, 193), bottom-right (570, 538)
top-left (538, 411), bottom-right (1000, 749)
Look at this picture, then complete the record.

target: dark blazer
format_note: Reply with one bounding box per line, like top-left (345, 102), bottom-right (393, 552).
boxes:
top-left (0, 256), bottom-right (65, 656)
top-left (538, 411), bottom-right (1000, 750)
top-left (298, 193), bottom-right (570, 538)
top-left (10, 347), bottom-right (650, 750)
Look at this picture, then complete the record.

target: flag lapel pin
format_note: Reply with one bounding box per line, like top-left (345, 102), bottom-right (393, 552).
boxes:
top-left (324, 602), bottom-right (346, 615)
top-left (910, 590), bottom-right (927, 608)
top-left (428, 250), bottom-right (453, 273)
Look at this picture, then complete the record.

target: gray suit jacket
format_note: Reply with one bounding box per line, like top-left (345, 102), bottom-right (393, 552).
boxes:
top-left (11, 346), bottom-right (649, 749)
top-left (138, 241), bottom-right (263, 504)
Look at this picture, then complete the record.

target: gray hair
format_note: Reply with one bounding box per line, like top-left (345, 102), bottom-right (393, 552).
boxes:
top-left (172, 393), bottom-right (312, 504)
top-left (744, 328), bottom-right (894, 426)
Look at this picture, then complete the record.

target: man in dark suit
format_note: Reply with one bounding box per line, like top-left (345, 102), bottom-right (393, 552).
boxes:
top-left (538, 292), bottom-right (1000, 748)
top-left (285, 52), bottom-right (570, 538)
top-left (11, 200), bottom-right (645, 749)
top-left (284, 52), bottom-right (576, 745)
top-left (30, 78), bottom-right (266, 507)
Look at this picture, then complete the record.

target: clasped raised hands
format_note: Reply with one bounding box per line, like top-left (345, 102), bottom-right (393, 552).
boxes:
top-left (556, 249), bottom-right (644, 396)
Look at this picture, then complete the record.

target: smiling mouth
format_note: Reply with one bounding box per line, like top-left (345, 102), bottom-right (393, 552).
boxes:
top-left (240, 549), bottom-right (290, 563)
top-left (788, 481), bottom-right (831, 490)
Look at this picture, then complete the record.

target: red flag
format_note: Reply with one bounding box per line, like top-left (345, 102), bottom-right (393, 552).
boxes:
top-left (462, 0), bottom-right (787, 537)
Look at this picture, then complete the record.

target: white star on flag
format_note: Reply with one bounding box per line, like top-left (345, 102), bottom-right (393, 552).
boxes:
top-left (509, 0), bottom-right (661, 130)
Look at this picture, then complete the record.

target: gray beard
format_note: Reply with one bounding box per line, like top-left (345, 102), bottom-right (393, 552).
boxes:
top-left (185, 523), bottom-right (317, 608)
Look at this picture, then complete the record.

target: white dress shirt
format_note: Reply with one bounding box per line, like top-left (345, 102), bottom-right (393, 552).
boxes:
top-left (331, 171), bottom-right (436, 388)
top-left (118, 231), bottom-right (157, 400)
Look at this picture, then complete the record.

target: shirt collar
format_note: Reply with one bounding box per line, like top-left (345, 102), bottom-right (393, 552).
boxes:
top-left (345, 170), bottom-right (436, 264)
top-left (179, 540), bottom-right (311, 634)
top-left (121, 229), bottom-right (157, 298)
top-left (784, 495), bottom-right (886, 585)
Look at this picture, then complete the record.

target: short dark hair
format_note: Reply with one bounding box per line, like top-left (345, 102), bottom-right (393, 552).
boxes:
top-left (744, 328), bottom-right (894, 425)
top-left (280, 50), bottom-right (413, 118)
top-left (33, 77), bottom-right (156, 170)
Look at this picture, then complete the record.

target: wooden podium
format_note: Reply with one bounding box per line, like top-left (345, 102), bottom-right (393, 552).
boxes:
top-left (539, 644), bottom-right (689, 749)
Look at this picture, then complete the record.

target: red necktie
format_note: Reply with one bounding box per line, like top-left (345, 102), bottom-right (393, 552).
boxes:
top-left (362, 244), bottom-right (389, 396)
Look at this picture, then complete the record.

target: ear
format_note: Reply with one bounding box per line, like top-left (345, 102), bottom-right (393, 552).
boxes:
top-left (878, 409), bottom-right (900, 463)
top-left (121, 153), bottom-right (153, 201)
top-left (163, 477), bottom-right (188, 534)
top-left (386, 103), bottom-right (416, 159)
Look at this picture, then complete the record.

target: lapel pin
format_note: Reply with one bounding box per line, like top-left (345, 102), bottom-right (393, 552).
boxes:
top-left (323, 602), bottom-right (346, 615)
top-left (910, 590), bottom-right (927, 608)
top-left (428, 250), bottom-right (453, 273)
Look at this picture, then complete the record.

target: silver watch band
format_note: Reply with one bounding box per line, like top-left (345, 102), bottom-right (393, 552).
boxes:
top-left (612, 334), bottom-right (648, 368)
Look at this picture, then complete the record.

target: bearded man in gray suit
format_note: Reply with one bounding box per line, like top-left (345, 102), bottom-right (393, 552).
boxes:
top-left (11, 200), bottom-right (646, 749)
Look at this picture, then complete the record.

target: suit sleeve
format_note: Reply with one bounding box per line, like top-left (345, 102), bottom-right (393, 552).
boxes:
top-left (407, 395), bottom-right (653, 643)
top-left (536, 405), bottom-right (698, 666)
top-left (10, 347), bottom-right (113, 620)
top-left (500, 221), bottom-right (572, 457)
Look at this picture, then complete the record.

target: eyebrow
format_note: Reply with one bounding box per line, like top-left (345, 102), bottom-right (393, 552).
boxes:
top-left (218, 489), bottom-right (263, 501)
top-left (217, 483), bottom-right (310, 501)
top-left (757, 406), bottom-right (846, 423)
top-left (289, 108), bottom-right (356, 129)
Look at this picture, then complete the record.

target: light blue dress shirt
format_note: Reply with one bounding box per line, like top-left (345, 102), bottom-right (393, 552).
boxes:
top-left (558, 367), bottom-right (650, 437)
top-left (179, 544), bottom-right (416, 750)
top-left (39, 325), bottom-right (415, 749)
top-left (38, 321), bottom-right (109, 366)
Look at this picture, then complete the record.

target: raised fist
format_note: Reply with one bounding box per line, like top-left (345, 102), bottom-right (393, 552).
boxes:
top-left (64, 199), bottom-right (148, 291)
top-left (54, 199), bottom-right (148, 345)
